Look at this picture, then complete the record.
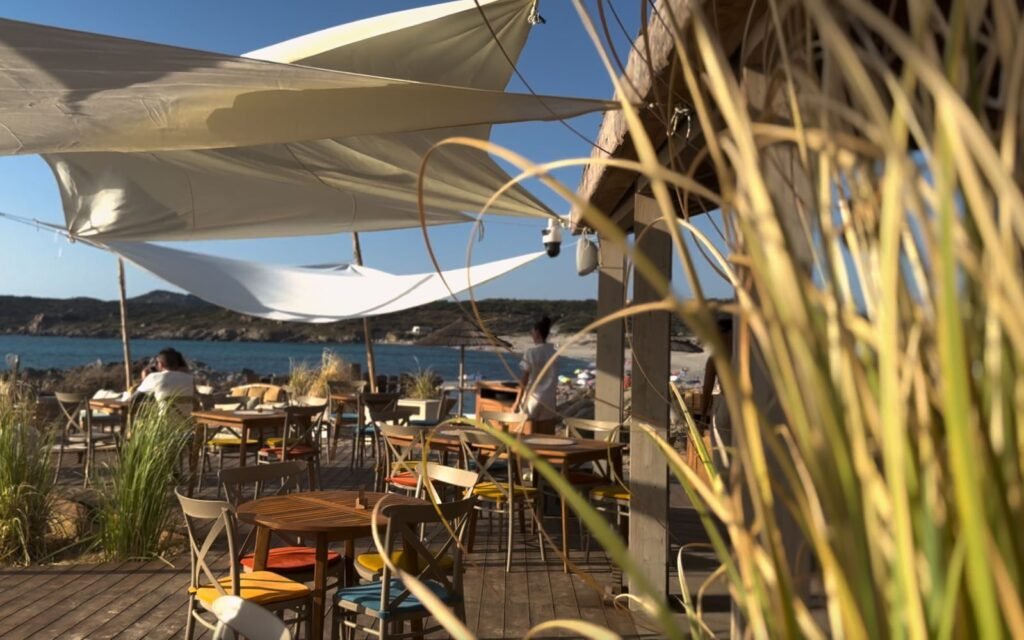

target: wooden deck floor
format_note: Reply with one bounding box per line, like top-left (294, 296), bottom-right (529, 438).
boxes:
top-left (0, 441), bottom-right (724, 639)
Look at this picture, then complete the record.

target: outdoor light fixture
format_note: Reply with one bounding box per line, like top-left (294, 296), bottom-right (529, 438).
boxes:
top-left (576, 232), bottom-right (598, 275)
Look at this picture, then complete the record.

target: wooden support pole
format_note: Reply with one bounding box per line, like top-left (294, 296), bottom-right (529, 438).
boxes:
top-left (117, 258), bottom-right (132, 391)
top-left (628, 193), bottom-right (671, 605)
top-left (595, 237), bottom-right (626, 423)
top-left (351, 233), bottom-right (378, 393)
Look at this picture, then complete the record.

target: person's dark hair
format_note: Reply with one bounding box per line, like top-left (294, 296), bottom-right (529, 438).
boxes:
top-left (533, 316), bottom-right (553, 341)
top-left (156, 347), bottom-right (188, 372)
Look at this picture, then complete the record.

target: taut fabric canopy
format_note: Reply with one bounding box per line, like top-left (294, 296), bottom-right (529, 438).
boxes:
top-left (0, 0), bottom-right (605, 240)
top-left (0, 11), bottom-right (604, 154)
top-left (106, 241), bottom-right (544, 323)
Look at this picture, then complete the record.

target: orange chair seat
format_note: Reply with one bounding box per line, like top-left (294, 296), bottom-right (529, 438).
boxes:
top-left (240, 546), bottom-right (342, 573)
top-left (386, 471), bottom-right (419, 488)
top-left (193, 570), bottom-right (310, 607)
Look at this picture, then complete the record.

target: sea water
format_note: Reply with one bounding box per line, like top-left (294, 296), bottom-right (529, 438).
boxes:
top-left (0, 334), bottom-right (589, 382)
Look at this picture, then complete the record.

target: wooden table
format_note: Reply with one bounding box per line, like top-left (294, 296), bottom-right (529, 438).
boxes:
top-left (88, 397), bottom-right (129, 429)
top-left (236, 490), bottom-right (423, 639)
top-left (191, 409), bottom-right (291, 467)
top-left (405, 429), bottom-right (626, 571)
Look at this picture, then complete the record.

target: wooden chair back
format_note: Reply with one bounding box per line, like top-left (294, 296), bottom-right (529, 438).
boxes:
top-left (176, 490), bottom-right (240, 599)
top-left (219, 461), bottom-right (310, 556)
top-left (374, 498), bottom-right (476, 615)
top-left (362, 392), bottom-right (401, 417)
top-left (378, 423), bottom-right (427, 490)
top-left (55, 391), bottom-right (88, 436)
top-left (278, 404), bottom-right (328, 457)
top-left (420, 462), bottom-right (479, 503)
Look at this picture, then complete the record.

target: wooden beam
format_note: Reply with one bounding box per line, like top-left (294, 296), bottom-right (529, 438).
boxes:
top-left (117, 258), bottom-right (132, 392)
top-left (628, 193), bottom-right (671, 605)
top-left (351, 233), bottom-right (378, 393)
top-left (594, 238), bottom-right (626, 423)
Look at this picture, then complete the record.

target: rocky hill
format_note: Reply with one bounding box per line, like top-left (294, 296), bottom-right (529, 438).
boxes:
top-left (0, 291), bottom-right (633, 344)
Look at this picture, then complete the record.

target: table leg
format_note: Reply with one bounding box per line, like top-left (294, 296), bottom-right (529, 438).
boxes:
top-left (561, 463), bottom-right (570, 573)
top-left (239, 424), bottom-right (249, 467)
top-left (253, 527), bottom-right (271, 571)
top-left (344, 539), bottom-right (356, 586)
top-left (312, 534), bottom-right (328, 640)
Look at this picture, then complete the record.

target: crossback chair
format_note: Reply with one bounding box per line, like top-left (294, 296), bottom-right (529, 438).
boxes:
top-left (354, 392), bottom-right (402, 468)
top-left (354, 463), bottom-right (478, 583)
top-left (325, 380), bottom-right (368, 464)
top-left (377, 423), bottom-right (428, 496)
top-left (211, 596), bottom-right (291, 640)
top-left (562, 419), bottom-right (630, 563)
top-left (478, 410), bottom-right (529, 434)
top-left (257, 404), bottom-right (328, 489)
top-left (175, 490), bottom-right (312, 640)
top-left (219, 461), bottom-right (344, 584)
top-left (563, 418), bottom-right (622, 486)
top-left (459, 430), bottom-right (544, 572)
top-left (332, 498), bottom-right (477, 640)
top-left (53, 392), bottom-right (119, 486)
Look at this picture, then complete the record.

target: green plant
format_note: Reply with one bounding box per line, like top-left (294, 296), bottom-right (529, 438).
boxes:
top-left (402, 1), bottom-right (1024, 637)
top-left (0, 391), bottom-right (54, 565)
top-left (97, 399), bottom-right (190, 560)
top-left (404, 367), bottom-right (440, 400)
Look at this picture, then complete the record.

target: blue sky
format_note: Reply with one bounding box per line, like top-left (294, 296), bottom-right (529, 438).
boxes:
top-left (0, 0), bottom-right (733, 302)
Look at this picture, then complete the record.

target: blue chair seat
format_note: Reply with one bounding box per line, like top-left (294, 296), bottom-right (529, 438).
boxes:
top-left (334, 578), bottom-right (452, 620)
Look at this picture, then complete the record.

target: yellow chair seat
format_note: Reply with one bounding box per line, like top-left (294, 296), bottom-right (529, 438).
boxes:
top-left (590, 484), bottom-right (630, 501)
top-left (193, 570), bottom-right (310, 607)
top-left (208, 433), bottom-right (259, 447)
top-left (356, 550), bottom-right (454, 574)
top-left (472, 481), bottom-right (536, 501)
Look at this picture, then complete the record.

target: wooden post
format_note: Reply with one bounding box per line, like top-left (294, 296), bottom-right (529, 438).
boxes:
top-left (117, 258), bottom-right (132, 391)
top-left (595, 237), bottom-right (626, 423)
top-left (351, 233), bottom-right (378, 393)
top-left (628, 193), bottom-right (671, 604)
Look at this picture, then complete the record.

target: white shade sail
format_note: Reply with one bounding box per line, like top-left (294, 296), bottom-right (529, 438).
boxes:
top-left (0, 0), bottom-right (603, 241)
top-left (106, 241), bottom-right (544, 323)
top-left (0, 10), bottom-right (603, 154)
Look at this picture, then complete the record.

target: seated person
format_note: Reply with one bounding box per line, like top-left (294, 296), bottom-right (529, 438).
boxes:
top-left (129, 347), bottom-right (195, 403)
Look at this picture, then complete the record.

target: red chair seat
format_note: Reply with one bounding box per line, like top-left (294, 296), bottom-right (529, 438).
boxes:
top-left (386, 471), bottom-right (419, 488)
top-left (259, 444), bottom-right (317, 457)
top-left (240, 546), bottom-right (342, 573)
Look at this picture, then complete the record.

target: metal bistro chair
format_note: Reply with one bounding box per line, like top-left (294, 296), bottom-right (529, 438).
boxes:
top-left (331, 498), bottom-right (476, 640)
top-left (377, 423), bottom-right (427, 496)
top-left (563, 417), bottom-right (622, 487)
top-left (459, 429), bottom-right (544, 572)
top-left (325, 380), bottom-right (368, 464)
top-left (219, 461), bottom-right (343, 587)
top-left (176, 490), bottom-right (313, 640)
top-left (354, 392), bottom-right (402, 469)
top-left (353, 462), bottom-right (477, 583)
top-left (257, 404), bottom-right (328, 489)
top-left (53, 392), bottom-right (119, 486)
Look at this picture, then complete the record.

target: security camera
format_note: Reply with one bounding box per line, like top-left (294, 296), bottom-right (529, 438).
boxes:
top-left (542, 218), bottom-right (563, 257)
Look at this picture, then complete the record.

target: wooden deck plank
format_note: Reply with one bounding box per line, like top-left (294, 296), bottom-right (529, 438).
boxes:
top-left (0, 441), bottom-right (680, 640)
top-left (9, 559), bottom-right (171, 639)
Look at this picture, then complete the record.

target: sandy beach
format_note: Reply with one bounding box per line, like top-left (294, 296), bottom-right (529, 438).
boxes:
top-left (503, 332), bottom-right (709, 384)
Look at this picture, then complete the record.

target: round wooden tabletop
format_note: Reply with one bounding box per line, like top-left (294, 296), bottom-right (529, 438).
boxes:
top-left (236, 490), bottom-right (423, 537)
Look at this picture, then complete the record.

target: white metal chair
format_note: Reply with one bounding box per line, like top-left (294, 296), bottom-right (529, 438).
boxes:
top-left (331, 498), bottom-right (476, 640)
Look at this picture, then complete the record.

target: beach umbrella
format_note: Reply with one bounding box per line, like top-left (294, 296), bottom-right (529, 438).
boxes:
top-left (415, 319), bottom-right (511, 416)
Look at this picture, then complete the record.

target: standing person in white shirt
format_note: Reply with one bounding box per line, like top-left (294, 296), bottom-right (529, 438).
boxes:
top-left (514, 316), bottom-right (559, 434)
top-left (132, 347), bottom-right (195, 402)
